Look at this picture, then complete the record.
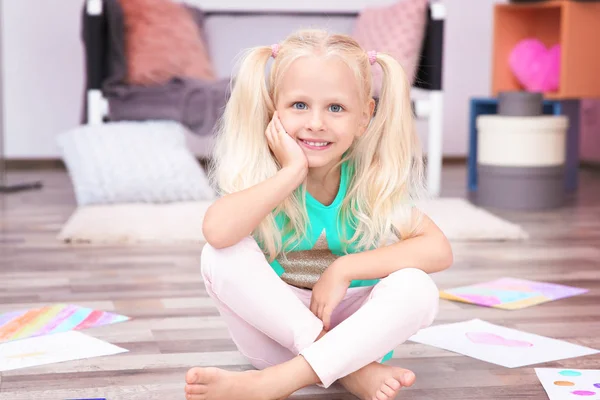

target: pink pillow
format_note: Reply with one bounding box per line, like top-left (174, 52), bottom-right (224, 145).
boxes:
top-left (352, 0), bottom-right (429, 95)
top-left (509, 38), bottom-right (560, 93)
top-left (118, 0), bottom-right (216, 85)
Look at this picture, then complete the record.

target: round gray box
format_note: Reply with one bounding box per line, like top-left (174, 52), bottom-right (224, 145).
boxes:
top-left (475, 165), bottom-right (566, 210)
top-left (498, 91), bottom-right (544, 117)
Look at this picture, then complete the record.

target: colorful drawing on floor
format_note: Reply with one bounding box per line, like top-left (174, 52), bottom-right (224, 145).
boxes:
top-left (408, 319), bottom-right (599, 368)
top-left (535, 369), bottom-right (600, 399)
top-left (0, 331), bottom-right (128, 372)
top-left (0, 304), bottom-right (130, 343)
top-left (439, 277), bottom-right (588, 310)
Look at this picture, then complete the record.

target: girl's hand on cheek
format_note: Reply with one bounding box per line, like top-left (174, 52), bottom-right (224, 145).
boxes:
top-left (265, 111), bottom-right (308, 174)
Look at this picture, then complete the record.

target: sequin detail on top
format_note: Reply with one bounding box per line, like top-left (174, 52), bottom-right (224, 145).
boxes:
top-left (278, 230), bottom-right (339, 289)
top-left (268, 161), bottom-right (382, 289)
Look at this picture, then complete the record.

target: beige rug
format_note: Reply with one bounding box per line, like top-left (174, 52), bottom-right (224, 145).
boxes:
top-left (57, 198), bottom-right (528, 244)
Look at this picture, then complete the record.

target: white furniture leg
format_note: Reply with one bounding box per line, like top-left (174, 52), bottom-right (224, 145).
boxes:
top-left (87, 90), bottom-right (108, 126)
top-left (86, 0), bottom-right (102, 15)
top-left (427, 90), bottom-right (443, 197)
top-left (85, 0), bottom-right (107, 125)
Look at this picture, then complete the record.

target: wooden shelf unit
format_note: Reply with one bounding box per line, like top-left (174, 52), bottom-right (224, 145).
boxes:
top-left (492, 0), bottom-right (600, 99)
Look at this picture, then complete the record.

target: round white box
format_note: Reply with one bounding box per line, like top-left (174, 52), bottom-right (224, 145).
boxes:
top-left (477, 115), bottom-right (568, 167)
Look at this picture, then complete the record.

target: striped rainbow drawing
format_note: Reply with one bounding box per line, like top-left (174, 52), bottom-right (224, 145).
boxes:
top-left (0, 304), bottom-right (130, 343)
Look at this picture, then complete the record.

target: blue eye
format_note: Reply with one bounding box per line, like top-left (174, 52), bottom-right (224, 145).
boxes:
top-left (329, 104), bottom-right (343, 113)
top-left (293, 102), bottom-right (307, 110)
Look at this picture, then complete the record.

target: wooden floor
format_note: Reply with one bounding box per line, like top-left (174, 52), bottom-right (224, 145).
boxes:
top-left (0, 165), bottom-right (599, 400)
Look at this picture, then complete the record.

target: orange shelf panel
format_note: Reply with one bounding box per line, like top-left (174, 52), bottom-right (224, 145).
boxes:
top-left (492, 1), bottom-right (600, 99)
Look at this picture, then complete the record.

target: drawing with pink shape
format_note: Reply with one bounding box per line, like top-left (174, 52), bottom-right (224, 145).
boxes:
top-left (466, 332), bottom-right (534, 347)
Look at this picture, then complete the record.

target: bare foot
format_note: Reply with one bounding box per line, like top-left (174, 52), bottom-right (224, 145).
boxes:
top-left (185, 356), bottom-right (320, 400)
top-left (339, 362), bottom-right (415, 400)
top-left (185, 367), bottom-right (274, 400)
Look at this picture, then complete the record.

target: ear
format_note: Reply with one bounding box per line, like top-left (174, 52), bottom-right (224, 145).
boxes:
top-left (356, 98), bottom-right (376, 137)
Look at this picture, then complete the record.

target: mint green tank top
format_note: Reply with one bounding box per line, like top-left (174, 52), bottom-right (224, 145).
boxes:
top-left (268, 162), bottom-right (379, 289)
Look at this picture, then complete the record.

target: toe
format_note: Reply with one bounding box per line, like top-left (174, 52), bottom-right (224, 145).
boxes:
top-left (400, 370), bottom-right (415, 387)
top-left (375, 389), bottom-right (388, 400)
top-left (384, 377), bottom-right (401, 391)
top-left (186, 367), bottom-right (219, 385)
top-left (185, 393), bottom-right (205, 400)
top-left (186, 367), bottom-right (202, 384)
top-left (380, 381), bottom-right (398, 397)
top-left (185, 383), bottom-right (208, 395)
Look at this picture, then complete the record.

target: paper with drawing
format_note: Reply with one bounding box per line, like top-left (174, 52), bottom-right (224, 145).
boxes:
top-left (439, 278), bottom-right (588, 310)
top-left (0, 330), bottom-right (128, 372)
top-left (408, 319), bottom-right (599, 368)
top-left (535, 368), bottom-right (600, 399)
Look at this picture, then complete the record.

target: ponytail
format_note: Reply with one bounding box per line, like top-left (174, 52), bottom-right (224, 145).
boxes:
top-left (343, 52), bottom-right (426, 249)
top-left (211, 45), bottom-right (275, 196)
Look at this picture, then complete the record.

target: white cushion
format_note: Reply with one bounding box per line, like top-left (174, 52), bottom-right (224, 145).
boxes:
top-left (57, 121), bottom-right (216, 206)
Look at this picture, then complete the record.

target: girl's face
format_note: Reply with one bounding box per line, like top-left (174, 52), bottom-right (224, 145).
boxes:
top-left (275, 55), bottom-right (374, 171)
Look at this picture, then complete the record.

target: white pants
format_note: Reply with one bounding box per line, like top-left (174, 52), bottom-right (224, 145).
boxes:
top-left (201, 236), bottom-right (439, 388)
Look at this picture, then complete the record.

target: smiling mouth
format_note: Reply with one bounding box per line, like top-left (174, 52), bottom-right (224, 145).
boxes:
top-left (299, 139), bottom-right (332, 150)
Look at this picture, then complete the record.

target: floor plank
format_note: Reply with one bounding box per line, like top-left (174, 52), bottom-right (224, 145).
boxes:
top-left (0, 166), bottom-right (599, 399)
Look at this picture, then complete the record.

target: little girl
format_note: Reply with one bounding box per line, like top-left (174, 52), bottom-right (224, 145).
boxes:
top-left (185, 29), bottom-right (453, 400)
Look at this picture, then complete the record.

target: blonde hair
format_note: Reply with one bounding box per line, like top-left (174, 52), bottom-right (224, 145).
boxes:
top-left (210, 29), bottom-right (426, 261)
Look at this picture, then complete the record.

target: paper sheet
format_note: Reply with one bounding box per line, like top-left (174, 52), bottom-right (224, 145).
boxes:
top-left (0, 330), bottom-right (128, 372)
top-left (535, 368), bottom-right (600, 399)
top-left (409, 319), bottom-right (599, 368)
top-left (0, 304), bottom-right (130, 343)
top-left (440, 277), bottom-right (588, 310)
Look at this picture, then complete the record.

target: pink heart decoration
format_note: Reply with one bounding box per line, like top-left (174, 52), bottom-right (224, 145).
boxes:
top-left (509, 38), bottom-right (561, 92)
top-left (466, 332), bottom-right (534, 347)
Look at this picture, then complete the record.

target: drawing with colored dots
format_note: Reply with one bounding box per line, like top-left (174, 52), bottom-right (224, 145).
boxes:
top-left (535, 368), bottom-right (600, 399)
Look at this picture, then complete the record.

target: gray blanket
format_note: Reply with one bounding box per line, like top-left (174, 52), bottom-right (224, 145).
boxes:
top-left (105, 77), bottom-right (230, 137)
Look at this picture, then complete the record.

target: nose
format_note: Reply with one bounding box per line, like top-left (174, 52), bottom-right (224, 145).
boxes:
top-left (306, 111), bottom-right (325, 132)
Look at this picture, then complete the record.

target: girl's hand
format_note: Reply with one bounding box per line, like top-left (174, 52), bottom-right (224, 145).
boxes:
top-left (265, 111), bottom-right (308, 173)
top-left (310, 259), bottom-right (351, 331)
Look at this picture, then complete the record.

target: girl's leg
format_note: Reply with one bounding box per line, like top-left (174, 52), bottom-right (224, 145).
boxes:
top-left (186, 238), bottom-right (438, 400)
top-left (197, 237), bottom-right (372, 370)
top-left (300, 267), bottom-right (439, 388)
top-left (200, 254), bottom-right (296, 369)
top-left (186, 237), bottom-right (325, 399)
top-left (199, 237), bottom-right (323, 357)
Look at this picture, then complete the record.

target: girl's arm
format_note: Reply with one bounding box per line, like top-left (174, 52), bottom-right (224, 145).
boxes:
top-left (335, 211), bottom-right (453, 281)
top-left (202, 164), bottom-right (306, 249)
top-left (203, 112), bottom-right (307, 249)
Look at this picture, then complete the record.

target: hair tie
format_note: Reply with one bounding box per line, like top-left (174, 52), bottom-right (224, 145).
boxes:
top-left (271, 44), bottom-right (280, 58)
top-left (367, 50), bottom-right (377, 65)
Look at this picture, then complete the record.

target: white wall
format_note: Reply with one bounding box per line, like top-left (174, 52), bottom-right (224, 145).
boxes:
top-left (1, 0), bottom-right (503, 159)
top-left (1, 0), bottom-right (86, 158)
top-left (439, 0), bottom-right (506, 156)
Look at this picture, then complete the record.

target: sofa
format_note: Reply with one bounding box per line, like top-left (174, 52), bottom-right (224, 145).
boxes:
top-left (81, 0), bottom-right (446, 195)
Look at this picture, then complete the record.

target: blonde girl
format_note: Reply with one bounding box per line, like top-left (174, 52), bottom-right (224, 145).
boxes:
top-left (185, 28), bottom-right (452, 400)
